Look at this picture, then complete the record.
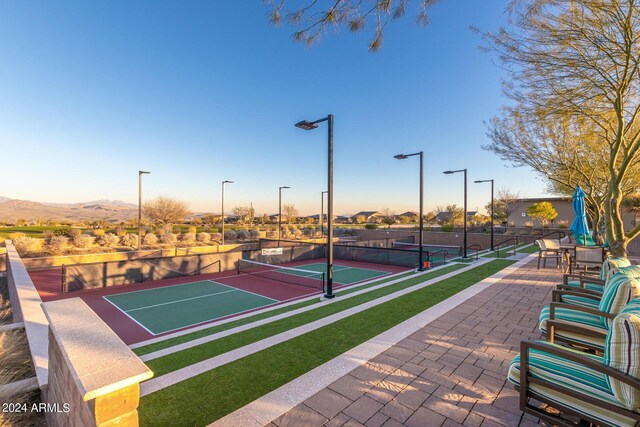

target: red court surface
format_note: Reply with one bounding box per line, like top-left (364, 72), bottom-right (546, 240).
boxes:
top-left (29, 259), bottom-right (406, 345)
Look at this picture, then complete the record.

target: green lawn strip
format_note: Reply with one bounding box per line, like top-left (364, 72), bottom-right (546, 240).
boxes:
top-left (143, 265), bottom-right (465, 375)
top-left (134, 270), bottom-right (417, 356)
top-left (139, 259), bottom-right (514, 426)
top-left (517, 244), bottom-right (539, 254)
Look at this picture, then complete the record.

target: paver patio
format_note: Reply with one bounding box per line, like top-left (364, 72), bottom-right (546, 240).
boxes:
top-left (270, 260), bottom-right (562, 427)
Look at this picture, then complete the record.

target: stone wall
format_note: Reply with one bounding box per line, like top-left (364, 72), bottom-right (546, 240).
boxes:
top-left (43, 298), bottom-right (152, 427)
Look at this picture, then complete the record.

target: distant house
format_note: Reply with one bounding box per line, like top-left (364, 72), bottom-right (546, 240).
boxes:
top-left (350, 211), bottom-right (383, 223)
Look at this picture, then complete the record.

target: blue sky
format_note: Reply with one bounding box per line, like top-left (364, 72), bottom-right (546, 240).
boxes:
top-left (0, 1), bottom-right (548, 216)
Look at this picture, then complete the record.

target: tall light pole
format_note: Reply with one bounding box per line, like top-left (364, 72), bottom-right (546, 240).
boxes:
top-left (221, 180), bottom-right (234, 245)
top-left (278, 186), bottom-right (291, 243)
top-left (295, 114), bottom-right (335, 299)
top-left (394, 152), bottom-right (425, 271)
top-left (443, 169), bottom-right (468, 258)
top-left (474, 179), bottom-right (494, 251)
top-left (138, 170), bottom-right (150, 250)
top-left (320, 190), bottom-right (328, 237)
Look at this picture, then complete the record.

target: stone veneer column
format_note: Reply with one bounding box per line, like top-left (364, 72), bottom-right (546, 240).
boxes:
top-left (42, 298), bottom-right (153, 427)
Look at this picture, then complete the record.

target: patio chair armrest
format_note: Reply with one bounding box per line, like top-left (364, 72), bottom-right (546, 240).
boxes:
top-left (555, 284), bottom-right (603, 296)
top-left (545, 320), bottom-right (607, 352)
top-left (551, 289), bottom-right (601, 303)
top-left (579, 271), bottom-right (600, 277)
top-left (581, 277), bottom-right (605, 287)
top-left (522, 340), bottom-right (640, 389)
top-left (563, 273), bottom-right (588, 284)
top-left (549, 302), bottom-right (616, 321)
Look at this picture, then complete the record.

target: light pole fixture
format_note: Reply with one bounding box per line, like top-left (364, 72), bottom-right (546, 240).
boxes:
top-left (394, 152), bottom-right (425, 271)
top-left (443, 169), bottom-right (468, 258)
top-left (278, 186), bottom-right (291, 243)
top-left (320, 190), bottom-right (328, 237)
top-left (221, 180), bottom-right (234, 245)
top-left (474, 179), bottom-right (495, 251)
top-left (295, 114), bottom-right (335, 299)
top-left (138, 170), bottom-right (150, 250)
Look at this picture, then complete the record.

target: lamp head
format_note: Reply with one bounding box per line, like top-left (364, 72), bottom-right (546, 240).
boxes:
top-left (223, 180), bottom-right (234, 184)
top-left (443, 170), bottom-right (454, 174)
top-left (394, 154), bottom-right (408, 160)
top-left (139, 170), bottom-right (150, 175)
top-left (295, 120), bottom-right (319, 130)
top-left (280, 186), bottom-right (291, 190)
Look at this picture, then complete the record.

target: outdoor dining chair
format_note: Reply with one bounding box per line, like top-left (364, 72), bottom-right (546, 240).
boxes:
top-left (509, 299), bottom-right (640, 427)
top-left (539, 273), bottom-right (640, 352)
top-left (536, 239), bottom-right (563, 269)
top-left (572, 245), bottom-right (607, 272)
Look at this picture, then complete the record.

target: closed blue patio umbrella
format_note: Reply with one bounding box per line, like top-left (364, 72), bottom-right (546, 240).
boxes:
top-left (570, 186), bottom-right (591, 245)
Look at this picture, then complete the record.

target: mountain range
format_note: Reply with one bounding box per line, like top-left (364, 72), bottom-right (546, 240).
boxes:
top-left (0, 197), bottom-right (139, 223)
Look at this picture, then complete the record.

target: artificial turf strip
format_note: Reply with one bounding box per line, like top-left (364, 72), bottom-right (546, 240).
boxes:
top-left (143, 265), bottom-right (465, 376)
top-left (133, 270), bottom-right (416, 356)
top-left (139, 259), bottom-right (514, 427)
top-left (518, 245), bottom-right (539, 253)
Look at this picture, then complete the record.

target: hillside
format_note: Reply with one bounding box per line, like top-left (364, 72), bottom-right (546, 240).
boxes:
top-left (0, 197), bottom-right (138, 223)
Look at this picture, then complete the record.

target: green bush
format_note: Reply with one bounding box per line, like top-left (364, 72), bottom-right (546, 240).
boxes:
top-left (441, 225), bottom-right (454, 232)
top-left (364, 224), bottom-right (378, 229)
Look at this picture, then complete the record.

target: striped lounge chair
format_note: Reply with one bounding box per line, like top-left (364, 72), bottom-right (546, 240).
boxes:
top-left (508, 299), bottom-right (640, 426)
top-left (553, 265), bottom-right (640, 309)
top-left (559, 257), bottom-right (631, 293)
top-left (539, 272), bottom-right (640, 351)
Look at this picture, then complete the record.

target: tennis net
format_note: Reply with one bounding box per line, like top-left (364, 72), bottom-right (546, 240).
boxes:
top-left (237, 259), bottom-right (325, 291)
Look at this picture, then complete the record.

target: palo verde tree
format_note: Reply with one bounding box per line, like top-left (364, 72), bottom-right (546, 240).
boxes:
top-left (266, 0), bottom-right (440, 51)
top-left (482, 0), bottom-right (640, 256)
top-left (526, 202), bottom-right (557, 230)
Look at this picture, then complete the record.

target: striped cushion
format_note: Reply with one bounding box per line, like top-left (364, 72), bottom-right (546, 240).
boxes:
top-left (617, 265), bottom-right (640, 279)
top-left (508, 342), bottom-right (637, 426)
top-left (598, 274), bottom-right (640, 326)
top-left (559, 293), bottom-right (600, 309)
top-left (601, 257), bottom-right (632, 281)
top-left (605, 299), bottom-right (640, 410)
top-left (539, 306), bottom-right (608, 350)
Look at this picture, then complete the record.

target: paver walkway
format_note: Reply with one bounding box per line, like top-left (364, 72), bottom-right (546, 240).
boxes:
top-left (270, 261), bottom-right (561, 427)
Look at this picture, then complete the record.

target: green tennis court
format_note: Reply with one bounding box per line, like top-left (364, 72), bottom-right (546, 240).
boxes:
top-left (104, 281), bottom-right (278, 335)
top-left (285, 262), bottom-right (388, 285)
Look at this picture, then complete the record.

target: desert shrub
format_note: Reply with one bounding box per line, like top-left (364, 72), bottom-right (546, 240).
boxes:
top-left (364, 224), bottom-right (378, 229)
top-left (196, 232), bottom-right (211, 244)
top-left (48, 235), bottom-right (68, 255)
top-left (441, 224), bottom-right (454, 232)
top-left (210, 233), bottom-right (222, 243)
top-left (181, 232), bottom-right (196, 244)
top-left (249, 229), bottom-right (260, 239)
top-left (524, 221), bottom-right (534, 228)
top-left (115, 227), bottom-right (126, 237)
top-left (236, 229), bottom-right (250, 241)
top-left (291, 228), bottom-right (302, 238)
top-left (12, 237), bottom-right (42, 257)
top-left (143, 233), bottom-right (158, 245)
top-left (557, 220), bottom-right (569, 229)
top-left (101, 233), bottom-right (120, 247)
top-left (188, 226), bottom-right (197, 234)
top-left (93, 229), bottom-right (105, 238)
top-left (73, 234), bottom-right (94, 249)
top-left (42, 230), bottom-right (54, 240)
top-left (121, 233), bottom-right (138, 248)
top-left (69, 228), bottom-right (81, 238)
top-left (224, 230), bottom-right (237, 241)
top-left (160, 232), bottom-right (177, 244)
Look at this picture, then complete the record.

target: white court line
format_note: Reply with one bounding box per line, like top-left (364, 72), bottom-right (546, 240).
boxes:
top-left (124, 289), bottom-right (239, 312)
top-left (102, 296), bottom-right (158, 336)
top-left (206, 280), bottom-right (282, 302)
